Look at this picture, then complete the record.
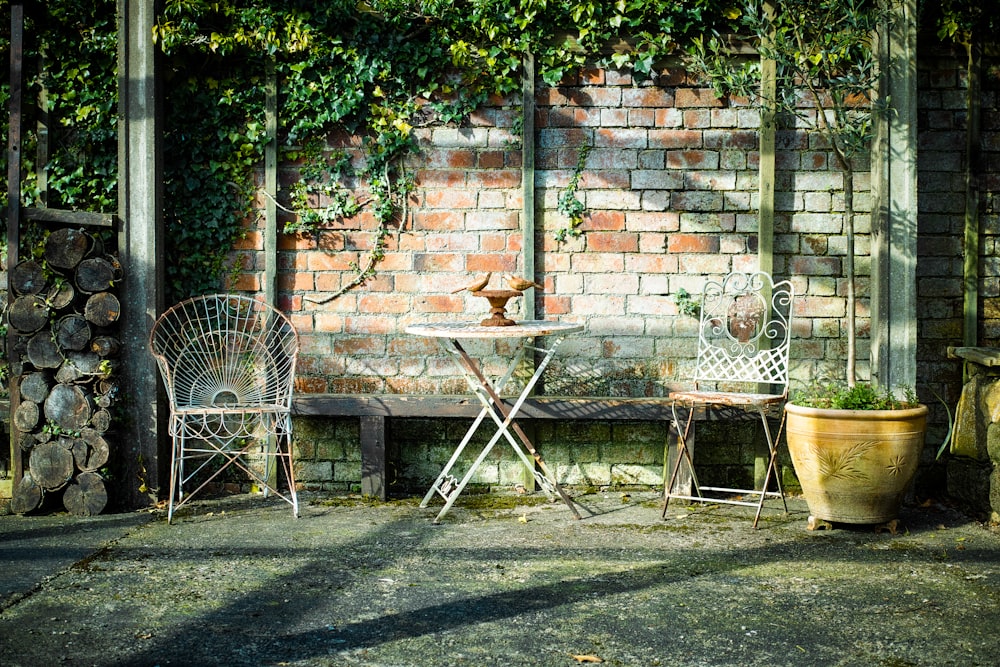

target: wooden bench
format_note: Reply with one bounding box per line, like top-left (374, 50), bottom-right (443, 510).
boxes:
top-left (291, 394), bottom-right (689, 499)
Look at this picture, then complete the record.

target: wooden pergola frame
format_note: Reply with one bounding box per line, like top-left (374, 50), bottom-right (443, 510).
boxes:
top-left (5, 0), bottom-right (922, 509)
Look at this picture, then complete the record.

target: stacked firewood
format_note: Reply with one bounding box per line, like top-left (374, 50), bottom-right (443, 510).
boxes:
top-left (7, 228), bottom-right (121, 516)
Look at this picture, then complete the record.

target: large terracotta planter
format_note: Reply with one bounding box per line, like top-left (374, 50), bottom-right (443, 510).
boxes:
top-left (784, 402), bottom-right (929, 524)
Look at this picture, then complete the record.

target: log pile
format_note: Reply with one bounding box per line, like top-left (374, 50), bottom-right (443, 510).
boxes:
top-left (8, 228), bottom-right (121, 516)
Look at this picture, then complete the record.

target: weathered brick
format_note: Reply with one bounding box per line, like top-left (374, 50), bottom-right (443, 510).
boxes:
top-left (586, 232), bottom-right (639, 253)
top-left (675, 88), bottom-right (724, 108)
top-left (668, 234), bottom-right (720, 254)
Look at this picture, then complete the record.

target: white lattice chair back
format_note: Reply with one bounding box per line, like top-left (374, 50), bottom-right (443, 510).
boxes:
top-left (693, 271), bottom-right (794, 395)
top-left (150, 294), bottom-right (298, 412)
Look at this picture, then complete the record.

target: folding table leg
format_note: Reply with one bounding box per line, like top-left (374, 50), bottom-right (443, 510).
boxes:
top-left (453, 338), bottom-right (581, 519)
top-left (419, 339), bottom-right (526, 510)
top-left (421, 335), bottom-right (580, 522)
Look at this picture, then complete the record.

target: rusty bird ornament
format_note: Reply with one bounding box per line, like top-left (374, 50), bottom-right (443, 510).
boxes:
top-left (450, 272), bottom-right (492, 294)
top-left (502, 273), bottom-right (544, 291)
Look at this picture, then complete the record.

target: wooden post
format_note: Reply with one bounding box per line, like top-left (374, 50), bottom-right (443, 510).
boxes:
top-left (360, 415), bottom-right (386, 499)
top-left (117, 0), bottom-right (164, 507)
top-left (757, 4), bottom-right (777, 278)
top-left (264, 57), bottom-right (278, 307)
top-left (6, 3), bottom-right (25, 486)
top-left (754, 8), bottom-right (778, 487)
top-left (520, 53), bottom-right (538, 491)
top-left (962, 38), bottom-right (982, 354)
top-left (871, 0), bottom-right (918, 393)
top-left (521, 52), bottom-right (536, 320)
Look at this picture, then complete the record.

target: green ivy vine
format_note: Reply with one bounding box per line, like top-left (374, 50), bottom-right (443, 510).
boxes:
top-left (150, 0), bottom-right (742, 301)
top-left (555, 143), bottom-right (591, 243)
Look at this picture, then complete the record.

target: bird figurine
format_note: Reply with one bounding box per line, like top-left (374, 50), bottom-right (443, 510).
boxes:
top-left (450, 272), bottom-right (491, 294)
top-left (502, 273), bottom-right (543, 291)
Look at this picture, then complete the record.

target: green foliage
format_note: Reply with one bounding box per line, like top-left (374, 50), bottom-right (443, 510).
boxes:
top-left (932, 0), bottom-right (1000, 45)
top-left (686, 0), bottom-right (892, 386)
top-left (555, 143), bottom-right (591, 243)
top-left (687, 0), bottom-right (891, 170)
top-left (791, 381), bottom-right (919, 410)
top-left (673, 287), bottom-right (702, 319)
top-left (19, 2), bottom-right (119, 212)
top-left (150, 0), bottom-right (742, 299)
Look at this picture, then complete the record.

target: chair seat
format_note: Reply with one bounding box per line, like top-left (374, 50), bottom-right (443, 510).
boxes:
top-left (173, 404), bottom-right (290, 415)
top-left (669, 390), bottom-right (785, 407)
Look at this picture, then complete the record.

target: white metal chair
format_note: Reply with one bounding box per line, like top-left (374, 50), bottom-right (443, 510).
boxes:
top-left (663, 271), bottom-right (794, 528)
top-left (150, 294), bottom-right (299, 522)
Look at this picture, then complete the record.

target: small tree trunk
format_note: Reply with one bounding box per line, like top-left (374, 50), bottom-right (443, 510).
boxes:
top-left (20, 371), bottom-right (52, 403)
top-left (84, 292), bottom-right (121, 327)
top-left (844, 168), bottom-right (856, 387)
top-left (26, 330), bottom-right (64, 369)
top-left (44, 384), bottom-right (94, 432)
top-left (10, 260), bottom-right (46, 295)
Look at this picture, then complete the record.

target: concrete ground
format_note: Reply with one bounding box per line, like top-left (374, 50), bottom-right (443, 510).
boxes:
top-left (1, 490), bottom-right (999, 667)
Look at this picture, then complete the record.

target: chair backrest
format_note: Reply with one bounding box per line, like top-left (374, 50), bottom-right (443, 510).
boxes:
top-left (692, 271), bottom-right (794, 396)
top-left (149, 294), bottom-right (299, 410)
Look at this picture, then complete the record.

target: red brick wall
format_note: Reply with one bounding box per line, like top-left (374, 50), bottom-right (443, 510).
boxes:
top-left (230, 58), bottom-right (989, 407)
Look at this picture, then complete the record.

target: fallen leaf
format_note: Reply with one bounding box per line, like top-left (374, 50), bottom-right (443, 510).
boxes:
top-left (518, 514), bottom-right (528, 523)
top-left (570, 654), bottom-right (603, 663)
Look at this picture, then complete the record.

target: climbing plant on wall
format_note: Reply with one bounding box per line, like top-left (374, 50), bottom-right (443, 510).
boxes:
top-left (152, 0), bottom-right (742, 301)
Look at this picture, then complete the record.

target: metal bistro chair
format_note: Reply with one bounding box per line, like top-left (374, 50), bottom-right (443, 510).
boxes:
top-left (663, 271), bottom-right (794, 528)
top-left (150, 294), bottom-right (300, 522)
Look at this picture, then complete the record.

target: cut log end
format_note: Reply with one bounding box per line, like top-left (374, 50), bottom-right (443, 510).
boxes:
top-left (10, 473), bottom-right (44, 514)
top-left (63, 472), bottom-right (108, 516)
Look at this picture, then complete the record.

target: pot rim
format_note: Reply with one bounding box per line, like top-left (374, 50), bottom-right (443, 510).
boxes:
top-left (785, 401), bottom-right (929, 420)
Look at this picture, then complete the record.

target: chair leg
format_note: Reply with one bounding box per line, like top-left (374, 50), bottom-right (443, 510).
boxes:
top-left (751, 407), bottom-right (787, 529)
top-left (662, 402), bottom-right (700, 518)
top-left (167, 429), bottom-right (183, 524)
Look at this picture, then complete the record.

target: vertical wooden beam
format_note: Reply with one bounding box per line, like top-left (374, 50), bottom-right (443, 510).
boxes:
top-left (962, 39), bottom-right (982, 352)
top-left (871, 0), bottom-right (918, 392)
top-left (360, 415), bottom-right (386, 499)
top-left (118, 0), bottom-right (164, 507)
top-left (520, 53), bottom-right (537, 491)
top-left (521, 52), bottom-right (536, 319)
top-left (757, 4), bottom-right (777, 277)
top-left (264, 57), bottom-right (278, 307)
top-left (35, 47), bottom-right (48, 206)
top-left (6, 3), bottom-right (24, 484)
top-left (754, 8), bottom-right (778, 487)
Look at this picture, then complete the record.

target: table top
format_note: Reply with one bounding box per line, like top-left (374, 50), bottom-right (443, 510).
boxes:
top-left (405, 320), bottom-right (584, 339)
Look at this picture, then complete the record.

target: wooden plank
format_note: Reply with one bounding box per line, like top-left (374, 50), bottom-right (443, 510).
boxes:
top-left (24, 207), bottom-right (116, 227)
top-left (292, 394), bottom-right (708, 422)
top-left (360, 415), bottom-right (386, 499)
top-left (947, 346), bottom-right (1000, 367)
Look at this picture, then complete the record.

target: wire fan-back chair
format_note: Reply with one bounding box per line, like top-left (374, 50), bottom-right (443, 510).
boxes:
top-left (150, 294), bottom-right (300, 522)
top-left (663, 271), bottom-right (794, 528)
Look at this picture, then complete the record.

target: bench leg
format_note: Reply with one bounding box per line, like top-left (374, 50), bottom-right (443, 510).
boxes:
top-left (360, 415), bottom-right (386, 500)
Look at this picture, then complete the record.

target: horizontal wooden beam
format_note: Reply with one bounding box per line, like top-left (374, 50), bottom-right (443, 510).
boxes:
top-left (24, 207), bottom-right (117, 228)
top-left (292, 394), bottom-right (691, 421)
